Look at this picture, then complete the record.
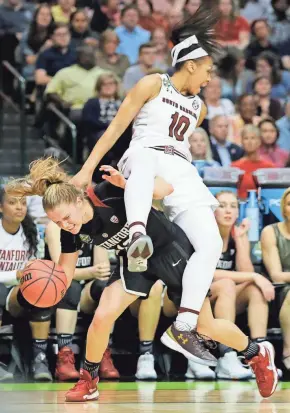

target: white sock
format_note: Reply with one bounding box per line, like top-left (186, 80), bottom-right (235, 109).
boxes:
top-left (175, 312), bottom-right (198, 330)
top-left (129, 224), bottom-right (146, 240)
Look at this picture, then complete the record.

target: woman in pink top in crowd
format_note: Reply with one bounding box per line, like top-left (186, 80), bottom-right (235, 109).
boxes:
top-left (258, 118), bottom-right (289, 167)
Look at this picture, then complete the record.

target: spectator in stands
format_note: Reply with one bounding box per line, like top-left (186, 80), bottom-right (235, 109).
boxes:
top-left (91, 0), bottom-right (121, 34)
top-left (82, 72), bottom-right (122, 145)
top-left (115, 5), bottom-right (150, 65)
top-left (189, 128), bottom-right (221, 175)
top-left (166, 8), bottom-right (184, 38)
top-left (261, 186), bottom-right (290, 372)
top-left (151, 28), bottom-right (171, 71)
top-left (217, 49), bottom-right (252, 102)
top-left (184, 0), bottom-right (201, 18)
top-left (18, 4), bottom-right (55, 81)
top-left (35, 23), bottom-right (76, 89)
top-left (209, 115), bottom-right (244, 167)
top-left (45, 45), bottom-right (105, 125)
top-left (245, 19), bottom-right (279, 71)
top-left (45, 221), bottom-right (120, 380)
top-left (231, 124), bottom-right (275, 199)
top-left (277, 99), bottom-right (290, 151)
top-left (253, 76), bottom-right (284, 121)
top-left (240, 0), bottom-right (269, 22)
top-left (258, 118), bottom-right (288, 167)
top-left (230, 94), bottom-right (260, 145)
top-left (123, 43), bottom-right (159, 92)
top-left (0, 0), bottom-right (35, 95)
top-left (0, 187), bottom-right (54, 382)
top-left (137, 0), bottom-right (169, 33)
top-left (215, 0), bottom-right (251, 49)
top-left (69, 9), bottom-right (99, 49)
top-left (249, 51), bottom-right (290, 102)
top-left (51, 0), bottom-right (76, 24)
top-left (95, 30), bottom-right (130, 79)
top-left (203, 76), bottom-right (236, 122)
top-left (268, 0), bottom-right (290, 47)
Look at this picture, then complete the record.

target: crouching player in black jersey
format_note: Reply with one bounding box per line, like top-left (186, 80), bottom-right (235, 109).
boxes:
top-left (6, 158), bottom-right (278, 401)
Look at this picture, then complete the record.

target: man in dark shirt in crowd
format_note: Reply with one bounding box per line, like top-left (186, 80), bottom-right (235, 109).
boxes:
top-left (35, 23), bottom-right (77, 90)
top-left (245, 19), bottom-right (279, 70)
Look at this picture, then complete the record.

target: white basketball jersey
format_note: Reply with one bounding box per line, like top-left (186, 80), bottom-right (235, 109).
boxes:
top-left (131, 74), bottom-right (202, 159)
top-left (0, 219), bottom-right (32, 285)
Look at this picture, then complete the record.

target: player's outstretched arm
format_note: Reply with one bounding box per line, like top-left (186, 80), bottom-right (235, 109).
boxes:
top-left (100, 165), bottom-right (174, 199)
top-left (58, 251), bottom-right (80, 287)
top-left (71, 75), bottom-right (162, 189)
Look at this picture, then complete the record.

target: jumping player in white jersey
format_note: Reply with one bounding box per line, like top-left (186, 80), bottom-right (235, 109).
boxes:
top-left (72, 7), bottom-right (223, 358)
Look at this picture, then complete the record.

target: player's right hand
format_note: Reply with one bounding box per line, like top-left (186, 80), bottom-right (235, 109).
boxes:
top-left (100, 165), bottom-right (126, 189)
top-left (254, 274), bottom-right (275, 302)
top-left (70, 167), bottom-right (93, 190)
top-left (90, 262), bottom-right (111, 279)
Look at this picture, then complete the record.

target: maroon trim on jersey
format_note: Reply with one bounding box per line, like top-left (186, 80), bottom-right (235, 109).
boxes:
top-left (128, 221), bottom-right (146, 229)
top-left (86, 186), bottom-right (108, 208)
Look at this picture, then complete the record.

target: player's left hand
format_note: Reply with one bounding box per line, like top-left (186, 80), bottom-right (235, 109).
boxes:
top-left (100, 165), bottom-right (126, 189)
top-left (234, 218), bottom-right (250, 238)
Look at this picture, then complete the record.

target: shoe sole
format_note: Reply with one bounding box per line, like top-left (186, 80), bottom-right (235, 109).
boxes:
top-left (160, 332), bottom-right (217, 367)
top-left (0, 374), bottom-right (13, 382)
top-left (262, 342), bottom-right (279, 398)
top-left (65, 390), bottom-right (99, 402)
top-left (135, 373), bottom-right (158, 380)
top-left (216, 373), bottom-right (252, 380)
top-left (127, 236), bottom-right (153, 272)
top-left (33, 373), bottom-right (53, 382)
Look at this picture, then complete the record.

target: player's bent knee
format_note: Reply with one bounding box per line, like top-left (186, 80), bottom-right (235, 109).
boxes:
top-left (91, 308), bottom-right (116, 329)
top-left (217, 278), bottom-right (236, 296)
top-left (58, 280), bottom-right (82, 311)
top-left (148, 280), bottom-right (163, 299)
top-left (16, 289), bottom-right (53, 321)
top-left (90, 279), bottom-right (107, 303)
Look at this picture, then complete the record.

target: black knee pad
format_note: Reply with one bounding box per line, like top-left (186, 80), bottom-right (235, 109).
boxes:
top-left (0, 283), bottom-right (8, 309)
top-left (58, 280), bottom-right (82, 310)
top-left (90, 279), bottom-right (107, 303)
top-left (17, 289), bottom-right (54, 322)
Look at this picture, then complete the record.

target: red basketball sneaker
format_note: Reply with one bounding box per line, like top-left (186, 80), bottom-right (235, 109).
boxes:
top-left (55, 347), bottom-right (80, 381)
top-left (99, 348), bottom-right (120, 379)
top-left (65, 369), bottom-right (99, 402)
top-left (246, 341), bottom-right (278, 398)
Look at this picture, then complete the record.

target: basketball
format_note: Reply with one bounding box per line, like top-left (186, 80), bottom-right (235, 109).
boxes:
top-left (19, 260), bottom-right (67, 308)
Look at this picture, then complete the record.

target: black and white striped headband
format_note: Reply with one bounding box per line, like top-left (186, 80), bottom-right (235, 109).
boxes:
top-left (171, 34), bottom-right (208, 67)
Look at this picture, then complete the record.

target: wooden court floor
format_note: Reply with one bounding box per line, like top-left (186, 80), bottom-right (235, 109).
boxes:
top-left (1, 381), bottom-right (290, 413)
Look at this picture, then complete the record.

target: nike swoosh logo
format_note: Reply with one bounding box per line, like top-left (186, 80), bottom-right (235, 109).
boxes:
top-left (172, 259), bottom-right (181, 267)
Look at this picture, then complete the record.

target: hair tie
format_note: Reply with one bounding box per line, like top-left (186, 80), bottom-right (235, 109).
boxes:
top-left (47, 181), bottom-right (63, 187)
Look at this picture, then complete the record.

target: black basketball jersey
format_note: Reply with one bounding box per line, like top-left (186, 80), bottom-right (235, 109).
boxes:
top-left (45, 238), bottom-right (93, 268)
top-left (216, 236), bottom-right (236, 271)
top-left (60, 181), bottom-right (186, 256)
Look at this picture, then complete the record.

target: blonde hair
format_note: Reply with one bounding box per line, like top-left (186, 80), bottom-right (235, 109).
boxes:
top-left (215, 190), bottom-right (238, 201)
top-left (95, 72), bottom-right (121, 100)
top-left (189, 127), bottom-right (214, 162)
top-left (241, 124), bottom-right (260, 139)
top-left (5, 158), bottom-right (83, 211)
top-left (281, 187), bottom-right (290, 220)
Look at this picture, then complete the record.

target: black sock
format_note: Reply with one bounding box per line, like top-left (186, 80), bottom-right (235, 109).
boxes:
top-left (241, 339), bottom-right (259, 360)
top-left (139, 340), bottom-right (153, 355)
top-left (218, 344), bottom-right (233, 357)
top-left (84, 358), bottom-right (100, 380)
top-left (57, 334), bottom-right (73, 350)
top-left (32, 339), bottom-right (48, 358)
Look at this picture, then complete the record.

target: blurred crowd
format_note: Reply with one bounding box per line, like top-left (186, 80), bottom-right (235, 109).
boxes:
top-left (1, 0), bottom-right (290, 384)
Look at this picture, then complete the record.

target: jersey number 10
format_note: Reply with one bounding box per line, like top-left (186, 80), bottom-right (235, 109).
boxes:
top-left (169, 112), bottom-right (190, 141)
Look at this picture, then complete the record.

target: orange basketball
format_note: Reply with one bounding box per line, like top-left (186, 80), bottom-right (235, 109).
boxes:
top-left (20, 260), bottom-right (67, 308)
